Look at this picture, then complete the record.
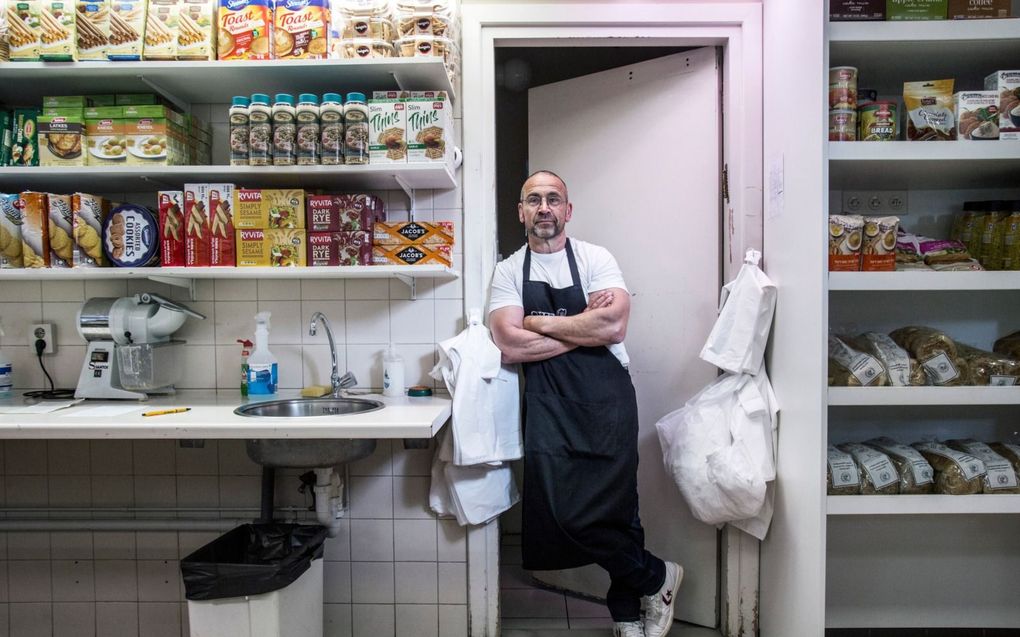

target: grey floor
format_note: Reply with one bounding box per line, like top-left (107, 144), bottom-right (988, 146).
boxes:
top-left (499, 535), bottom-right (720, 637)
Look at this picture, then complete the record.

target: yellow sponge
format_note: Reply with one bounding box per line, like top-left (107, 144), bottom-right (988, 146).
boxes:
top-left (300, 385), bottom-right (331, 397)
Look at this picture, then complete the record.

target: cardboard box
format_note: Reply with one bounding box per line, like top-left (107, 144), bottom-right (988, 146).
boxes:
top-left (0, 193), bottom-right (25, 268)
top-left (372, 90), bottom-right (411, 100)
top-left (8, 0), bottom-right (42, 60)
top-left (305, 193), bottom-right (385, 232)
top-left (207, 183), bottom-right (235, 266)
top-left (176, 0), bottom-right (216, 60)
top-left (887, 0), bottom-right (947, 20)
top-left (40, 0), bottom-right (77, 60)
top-left (308, 230), bottom-right (371, 266)
top-left (984, 70), bottom-right (1020, 141)
top-left (405, 95), bottom-right (452, 163)
top-left (106, 0), bottom-right (147, 59)
top-left (217, 0), bottom-right (271, 60)
top-left (273, 0), bottom-right (327, 59)
top-left (948, 0), bottom-right (1010, 18)
top-left (183, 183), bottom-right (209, 266)
top-left (158, 190), bottom-right (185, 266)
top-left (143, 0), bottom-right (181, 59)
top-left (0, 111), bottom-right (12, 167)
top-left (19, 191), bottom-right (50, 268)
top-left (831, 0), bottom-right (885, 20)
top-left (38, 113), bottom-right (86, 167)
top-left (372, 243), bottom-right (451, 266)
top-left (72, 192), bottom-right (109, 267)
top-left (85, 106), bottom-right (126, 165)
top-left (116, 93), bottom-right (161, 105)
top-left (76, 0), bottom-right (111, 60)
top-left (368, 99), bottom-right (407, 163)
top-left (11, 108), bottom-right (41, 167)
top-left (955, 91), bottom-right (1000, 140)
top-left (236, 228), bottom-right (306, 266)
top-left (123, 105), bottom-right (173, 165)
top-left (233, 188), bottom-right (305, 228)
top-left (373, 220), bottom-right (454, 246)
top-left (47, 193), bottom-right (74, 267)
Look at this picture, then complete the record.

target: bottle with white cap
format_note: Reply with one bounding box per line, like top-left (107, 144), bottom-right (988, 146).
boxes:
top-left (247, 312), bottom-right (278, 395)
top-left (382, 343), bottom-right (404, 397)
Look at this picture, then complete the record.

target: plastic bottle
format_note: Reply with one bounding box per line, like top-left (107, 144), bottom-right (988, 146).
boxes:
top-left (0, 318), bottom-right (12, 397)
top-left (228, 95), bottom-right (250, 166)
top-left (382, 343), bottom-right (404, 397)
top-left (272, 93), bottom-right (297, 166)
top-left (237, 338), bottom-right (253, 396)
top-left (296, 93), bottom-right (320, 166)
top-left (248, 93), bottom-right (273, 166)
top-left (247, 313), bottom-right (278, 395)
top-left (343, 92), bottom-right (369, 165)
top-left (320, 93), bottom-right (344, 165)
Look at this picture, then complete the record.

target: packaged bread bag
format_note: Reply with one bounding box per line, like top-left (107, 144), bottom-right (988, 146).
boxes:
top-left (990, 442), bottom-right (1020, 476)
top-left (865, 437), bottom-right (935, 495)
top-left (904, 79), bottom-right (956, 141)
top-left (828, 335), bottom-right (887, 387)
top-left (837, 442), bottom-right (901, 495)
top-left (827, 445), bottom-right (861, 495)
top-left (861, 215), bottom-right (898, 271)
top-left (889, 326), bottom-right (965, 386)
top-left (956, 343), bottom-right (1020, 386)
top-left (912, 441), bottom-right (985, 495)
top-left (947, 439), bottom-right (1020, 494)
top-left (828, 214), bottom-right (864, 271)
top-left (993, 330), bottom-right (1020, 360)
top-left (850, 332), bottom-right (926, 386)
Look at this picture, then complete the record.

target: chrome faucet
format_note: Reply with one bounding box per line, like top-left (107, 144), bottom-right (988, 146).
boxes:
top-left (308, 311), bottom-right (357, 397)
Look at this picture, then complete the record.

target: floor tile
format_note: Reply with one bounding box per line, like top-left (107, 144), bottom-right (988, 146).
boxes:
top-left (501, 588), bottom-right (567, 619)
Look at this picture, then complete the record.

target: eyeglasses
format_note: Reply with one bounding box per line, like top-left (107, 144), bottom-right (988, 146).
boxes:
top-left (521, 194), bottom-right (565, 209)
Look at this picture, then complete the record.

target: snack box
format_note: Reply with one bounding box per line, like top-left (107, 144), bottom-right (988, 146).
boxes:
top-left (405, 95), bottom-right (452, 163)
top-left (0, 193), bottom-right (25, 268)
top-left (76, 0), bottom-right (111, 60)
top-left (0, 111), bottom-right (13, 167)
top-left (372, 242), bottom-right (451, 266)
top-left (72, 192), bottom-right (109, 267)
top-left (47, 193), bottom-right (74, 267)
top-left (8, 0), bottom-right (43, 61)
top-left (234, 188), bottom-right (305, 228)
top-left (308, 230), bottom-right (371, 266)
top-left (207, 183), bottom-right (235, 266)
top-left (217, 0), bottom-right (271, 60)
top-left (887, 0), bottom-right (947, 20)
top-left (11, 108), bottom-right (41, 167)
top-left (143, 0), bottom-right (181, 59)
top-left (305, 193), bottom-right (385, 232)
top-left (40, 0), bottom-right (77, 60)
top-left (177, 0), bottom-right (216, 60)
top-left (984, 70), bottom-right (1020, 141)
top-left (106, 0), bottom-right (147, 60)
top-left (115, 93), bottom-right (163, 105)
top-left (103, 204), bottom-right (160, 267)
top-left (368, 98), bottom-right (407, 163)
top-left (158, 190), bottom-right (185, 266)
top-left (123, 105), bottom-right (176, 165)
top-left (85, 106), bottom-right (127, 165)
top-left (273, 0), bottom-right (328, 59)
top-left (183, 183), bottom-right (232, 266)
top-left (19, 191), bottom-right (50, 268)
top-left (38, 113), bottom-right (86, 167)
top-left (43, 95), bottom-right (89, 108)
top-left (236, 228), bottom-right (306, 267)
top-left (955, 91), bottom-right (1000, 140)
top-left (373, 220), bottom-right (454, 246)
top-left (948, 0), bottom-right (1010, 18)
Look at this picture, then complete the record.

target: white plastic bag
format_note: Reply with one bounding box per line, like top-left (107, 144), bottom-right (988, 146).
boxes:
top-left (429, 426), bottom-right (520, 526)
top-left (700, 249), bottom-right (777, 375)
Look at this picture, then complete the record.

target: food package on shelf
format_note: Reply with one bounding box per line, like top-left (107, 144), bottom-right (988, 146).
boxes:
top-left (903, 79), bottom-right (956, 140)
top-left (828, 334), bottom-right (887, 387)
top-left (405, 93), bottom-right (452, 162)
top-left (990, 442), bottom-right (1020, 476)
top-left (19, 191), bottom-right (50, 268)
top-left (948, 0), bottom-right (1011, 19)
top-left (38, 112), bottom-right (85, 167)
top-left (394, 34), bottom-right (459, 85)
top-left (828, 214), bottom-right (863, 271)
top-left (373, 220), bottom-right (453, 246)
top-left (889, 326), bottom-right (965, 386)
top-left (7, 0), bottom-right (42, 61)
top-left (233, 189), bottom-right (305, 229)
top-left (334, 14), bottom-right (393, 39)
top-left (946, 439), bottom-right (1020, 494)
top-left (143, 0), bottom-right (180, 59)
top-left (308, 230), bottom-right (371, 265)
top-left (896, 230), bottom-right (978, 268)
top-left (368, 98), bottom-right (407, 163)
top-left (837, 443), bottom-right (901, 495)
top-left (984, 71), bottom-right (1020, 141)
top-left (40, 0), bottom-right (77, 60)
top-left (11, 108), bottom-right (41, 167)
top-left (955, 91), bottom-right (999, 140)
top-left (236, 228), bottom-right (306, 266)
top-left (158, 191), bottom-right (185, 266)
top-left (827, 445), bottom-right (861, 495)
top-left (956, 343), bottom-right (1020, 386)
top-left (912, 441), bottom-right (985, 495)
top-left (865, 437), bottom-right (935, 495)
top-left (177, 0), bottom-right (216, 60)
top-left (372, 242), bottom-right (451, 266)
top-left (106, 0), bottom-right (146, 59)
top-left (849, 332), bottom-right (926, 386)
top-left (0, 194), bottom-right (25, 269)
top-left (993, 330), bottom-right (1020, 360)
top-left (330, 0), bottom-right (391, 19)
top-left (861, 215), bottom-right (898, 271)
top-left (217, 0), bottom-right (270, 59)
top-left (47, 193), bottom-right (74, 268)
top-left (76, 0), bottom-right (111, 60)
top-left (273, 0), bottom-right (328, 59)
top-left (85, 106), bottom-right (126, 166)
top-left (102, 204), bottom-right (160, 267)
top-left (330, 36), bottom-right (393, 58)
top-left (305, 193), bottom-right (385, 232)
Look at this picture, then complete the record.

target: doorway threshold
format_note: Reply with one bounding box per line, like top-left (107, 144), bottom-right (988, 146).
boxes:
top-left (502, 625), bottom-right (721, 637)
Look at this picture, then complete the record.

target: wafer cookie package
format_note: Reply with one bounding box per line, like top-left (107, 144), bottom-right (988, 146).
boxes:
top-left (106, 0), bottom-right (146, 59)
top-left (40, 0), bottom-right (78, 60)
top-left (76, 0), bottom-right (111, 60)
top-left (7, 0), bottom-right (43, 60)
top-left (143, 0), bottom-right (180, 59)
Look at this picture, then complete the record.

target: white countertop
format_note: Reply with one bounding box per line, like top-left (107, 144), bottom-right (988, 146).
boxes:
top-left (0, 390), bottom-right (451, 439)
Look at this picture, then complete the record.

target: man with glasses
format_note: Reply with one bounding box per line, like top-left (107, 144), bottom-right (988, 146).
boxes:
top-left (489, 170), bottom-right (681, 637)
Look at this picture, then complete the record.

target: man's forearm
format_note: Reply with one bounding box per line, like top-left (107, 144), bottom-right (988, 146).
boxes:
top-left (526, 310), bottom-right (625, 347)
top-left (498, 325), bottom-right (576, 364)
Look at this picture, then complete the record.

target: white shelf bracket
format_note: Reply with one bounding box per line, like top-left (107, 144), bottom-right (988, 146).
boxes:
top-left (394, 274), bottom-right (417, 300)
top-left (147, 275), bottom-right (196, 301)
top-left (390, 70), bottom-right (407, 91)
top-left (135, 74), bottom-right (190, 114)
top-left (394, 174), bottom-right (416, 221)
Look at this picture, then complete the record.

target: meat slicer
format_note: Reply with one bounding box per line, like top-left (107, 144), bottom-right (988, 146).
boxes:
top-left (75, 293), bottom-right (206, 400)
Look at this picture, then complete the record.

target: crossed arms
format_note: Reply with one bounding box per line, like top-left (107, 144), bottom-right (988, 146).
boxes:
top-left (490, 288), bottom-right (630, 364)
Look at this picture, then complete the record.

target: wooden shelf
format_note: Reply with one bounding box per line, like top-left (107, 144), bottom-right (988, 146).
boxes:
top-left (0, 163), bottom-right (457, 193)
top-left (0, 58), bottom-right (455, 107)
top-left (828, 387), bottom-right (1020, 406)
top-left (827, 494), bottom-right (1020, 516)
top-left (829, 271), bottom-right (1020, 291)
top-left (828, 141), bottom-right (1020, 189)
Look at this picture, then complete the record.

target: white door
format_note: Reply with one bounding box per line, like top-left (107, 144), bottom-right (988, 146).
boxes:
top-left (526, 47), bottom-right (722, 628)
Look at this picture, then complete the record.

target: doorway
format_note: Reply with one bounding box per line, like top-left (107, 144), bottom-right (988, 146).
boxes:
top-left (493, 45), bottom-right (724, 635)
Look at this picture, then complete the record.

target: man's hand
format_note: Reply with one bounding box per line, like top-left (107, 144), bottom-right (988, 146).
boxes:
top-left (491, 306), bottom-right (576, 364)
top-left (524, 288), bottom-right (630, 348)
top-left (584, 290), bottom-right (614, 312)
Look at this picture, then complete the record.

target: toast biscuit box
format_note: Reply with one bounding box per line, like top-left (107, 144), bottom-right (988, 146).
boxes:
top-left (217, 0), bottom-right (271, 60)
top-left (72, 192), bottom-right (109, 267)
top-left (40, 0), bottom-right (78, 60)
top-left (236, 228), bottom-right (306, 266)
top-left (308, 230), bottom-right (371, 266)
top-left (47, 193), bottom-right (74, 267)
top-left (372, 242), bottom-right (451, 266)
top-left (76, 0), bottom-right (111, 60)
top-left (19, 191), bottom-right (50, 268)
top-left (158, 190), bottom-right (185, 266)
top-left (233, 188), bottom-right (305, 228)
top-left (0, 194), bottom-right (25, 268)
top-left (306, 193), bottom-right (385, 232)
top-left (273, 0), bottom-right (327, 59)
top-left (373, 220), bottom-right (454, 246)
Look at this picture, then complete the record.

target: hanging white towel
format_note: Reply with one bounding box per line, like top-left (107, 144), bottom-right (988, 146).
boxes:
top-left (428, 426), bottom-right (520, 526)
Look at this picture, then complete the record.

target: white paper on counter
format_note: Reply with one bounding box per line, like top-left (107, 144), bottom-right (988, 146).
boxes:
top-left (60, 405), bottom-right (144, 418)
top-left (0, 399), bottom-right (84, 414)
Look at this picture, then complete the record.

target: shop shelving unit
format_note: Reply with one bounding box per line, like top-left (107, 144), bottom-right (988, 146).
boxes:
top-left (823, 9), bottom-right (1020, 632)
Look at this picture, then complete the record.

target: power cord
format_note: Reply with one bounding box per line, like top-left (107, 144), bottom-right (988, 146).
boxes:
top-left (23, 339), bottom-right (75, 400)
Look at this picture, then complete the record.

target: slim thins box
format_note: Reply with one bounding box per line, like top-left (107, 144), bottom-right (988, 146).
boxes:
top-left (236, 228), bottom-right (307, 267)
top-left (158, 190), bottom-right (185, 266)
top-left (405, 95), bottom-right (452, 163)
top-left (368, 99), bottom-right (407, 164)
top-left (72, 192), bottom-right (109, 267)
top-left (47, 193), bottom-right (74, 267)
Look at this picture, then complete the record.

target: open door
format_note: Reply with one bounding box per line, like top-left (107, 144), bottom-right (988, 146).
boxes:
top-left (525, 47), bottom-right (723, 628)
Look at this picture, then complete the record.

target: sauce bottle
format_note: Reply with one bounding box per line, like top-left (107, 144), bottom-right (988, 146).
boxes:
top-left (272, 93), bottom-right (297, 166)
top-left (296, 93), bottom-right (320, 166)
top-left (343, 92), bottom-right (369, 165)
top-left (248, 93), bottom-right (272, 167)
top-left (320, 93), bottom-right (344, 165)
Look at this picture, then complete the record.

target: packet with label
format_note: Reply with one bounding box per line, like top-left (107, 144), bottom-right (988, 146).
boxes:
top-left (47, 193), bottom-right (75, 267)
top-left (0, 194), bottom-right (25, 269)
top-left (904, 79), bottom-right (956, 140)
top-left (72, 192), bottom-right (109, 267)
top-left (236, 228), bottom-right (306, 266)
top-left (40, 0), bottom-right (78, 60)
top-left (19, 191), bottom-right (50, 269)
top-left (106, 0), bottom-right (146, 59)
top-left (217, 0), bottom-right (271, 60)
top-left (76, 0), bottom-right (110, 59)
top-left (177, 0), bottom-right (215, 59)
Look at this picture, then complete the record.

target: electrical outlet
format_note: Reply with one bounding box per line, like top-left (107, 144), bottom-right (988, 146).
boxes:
top-left (30, 323), bottom-right (55, 355)
top-left (842, 190), bottom-right (908, 215)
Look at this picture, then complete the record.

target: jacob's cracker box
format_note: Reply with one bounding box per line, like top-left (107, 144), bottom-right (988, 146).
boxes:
top-left (0, 194), bottom-right (25, 269)
top-left (72, 192), bottom-right (109, 267)
top-left (372, 243), bottom-right (451, 266)
top-left (217, 0), bottom-right (270, 60)
top-left (373, 220), bottom-right (454, 246)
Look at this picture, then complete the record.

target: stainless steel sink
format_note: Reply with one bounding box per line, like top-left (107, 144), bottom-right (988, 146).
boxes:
top-left (234, 398), bottom-right (383, 468)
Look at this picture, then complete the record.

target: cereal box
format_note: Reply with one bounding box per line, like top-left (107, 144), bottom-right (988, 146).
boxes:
top-left (217, 0), bottom-right (271, 60)
top-left (207, 183), bottom-right (235, 266)
top-left (305, 193), bottom-right (385, 232)
top-left (107, 0), bottom-right (147, 59)
top-left (984, 70), bottom-right (1020, 141)
top-left (405, 95), bottom-right (452, 163)
top-left (372, 243), bottom-right (451, 266)
top-left (0, 194), bottom-right (25, 269)
top-left (158, 190), bottom-right (185, 266)
top-left (11, 108), bottom-right (40, 167)
top-left (143, 0), bottom-right (180, 59)
top-left (76, 0), bottom-right (111, 60)
top-left (236, 228), bottom-right (306, 266)
top-left (308, 230), bottom-right (371, 266)
top-left (7, 0), bottom-right (42, 60)
top-left (38, 113), bottom-right (86, 167)
top-left (19, 192), bottom-right (50, 269)
top-left (177, 0), bottom-right (216, 59)
top-left (273, 0), bottom-right (327, 59)
top-left (955, 91), bottom-right (999, 140)
top-left (85, 106), bottom-right (127, 165)
top-left (40, 0), bottom-right (78, 60)
top-left (368, 99), bottom-right (407, 163)
top-left (233, 188), bottom-right (305, 228)
top-left (373, 220), bottom-right (454, 246)
top-left (47, 193), bottom-right (74, 267)
top-left (72, 192), bottom-right (109, 267)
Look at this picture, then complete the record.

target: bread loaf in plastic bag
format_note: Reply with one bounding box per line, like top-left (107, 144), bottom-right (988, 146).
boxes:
top-left (827, 445), bottom-right (861, 495)
top-left (890, 327), bottom-right (965, 386)
top-left (838, 442), bottom-right (901, 495)
top-left (912, 441), bottom-right (986, 495)
top-left (865, 437), bottom-right (935, 494)
top-left (828, 335), bottom-right (887, 387)
top-left (947, 439), bottom-right (1020, 494)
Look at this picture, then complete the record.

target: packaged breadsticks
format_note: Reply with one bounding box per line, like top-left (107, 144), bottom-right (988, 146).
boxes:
top-left (143, 0), bottom-right (178, 58)
top-left (76, 0), bottom-right (111, 60)
top-left (40, 0), bottom-right (77, 60)
top-left (7, 0), bottom-right (43, 60)
top-left (106, 0), bottom-right (146, 59)
top-left (176, 0), bottom-right (214, 59)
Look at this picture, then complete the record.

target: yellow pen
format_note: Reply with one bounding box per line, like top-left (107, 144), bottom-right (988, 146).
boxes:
top-left (142, 407), bottom-right (191, 417)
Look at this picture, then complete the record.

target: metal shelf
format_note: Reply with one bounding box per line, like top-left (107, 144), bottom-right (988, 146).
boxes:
top-left (829, 271), bottom-right (1020, 291)
top-left (827, 494), bottom-right (1020, 516)
top-left (828, 387), bottom-right (1020, 406)
top-left (828, 141), bottom-right (1020, 189)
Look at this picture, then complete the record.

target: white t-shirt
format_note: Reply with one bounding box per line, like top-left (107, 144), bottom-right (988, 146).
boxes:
top-left (488, 238), bottom-right (630, 366)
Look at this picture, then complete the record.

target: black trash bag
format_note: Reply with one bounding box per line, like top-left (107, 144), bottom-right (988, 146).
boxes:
top-left (181, 523), bottom-right (328, 600)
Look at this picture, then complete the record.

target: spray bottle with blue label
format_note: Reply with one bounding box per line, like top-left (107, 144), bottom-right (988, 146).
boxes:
top-left (247, 312), bottom-right (278, 395)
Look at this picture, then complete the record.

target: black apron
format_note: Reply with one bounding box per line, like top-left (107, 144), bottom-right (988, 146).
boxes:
top-left (520, 239), bottom-right (642, 571)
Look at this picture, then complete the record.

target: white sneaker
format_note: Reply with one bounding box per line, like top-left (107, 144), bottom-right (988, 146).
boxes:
top-left (642, 561), bottom-right (683, 637)
top-left (613, 620), bottom-right (646, 637)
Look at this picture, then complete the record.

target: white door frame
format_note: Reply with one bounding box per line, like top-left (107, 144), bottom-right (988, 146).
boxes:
top-left (460, 4), bottom-right (764, 636)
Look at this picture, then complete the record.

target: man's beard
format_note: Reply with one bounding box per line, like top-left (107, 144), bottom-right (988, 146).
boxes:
top-left (528, 218), bottom-right (562, 239)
